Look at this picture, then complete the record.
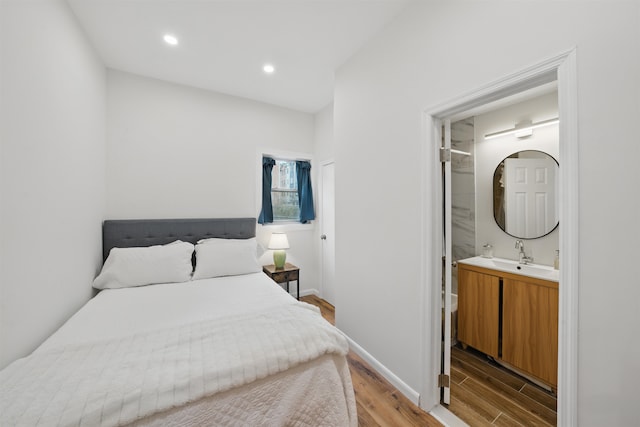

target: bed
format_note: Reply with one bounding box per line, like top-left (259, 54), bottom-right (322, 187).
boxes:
top-left (0, 218), bottom-right (356, 426)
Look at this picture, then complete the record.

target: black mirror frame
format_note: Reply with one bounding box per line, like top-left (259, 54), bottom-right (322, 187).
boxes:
top-left (492, 150), bottom-right (559, 239)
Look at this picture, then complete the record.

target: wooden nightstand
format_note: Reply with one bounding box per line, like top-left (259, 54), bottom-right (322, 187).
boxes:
top-left (263, 263), bottom-right (300, 300)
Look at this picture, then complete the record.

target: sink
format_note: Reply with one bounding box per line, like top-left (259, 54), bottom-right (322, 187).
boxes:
top-left (458, 256), bottom-right (559, 282)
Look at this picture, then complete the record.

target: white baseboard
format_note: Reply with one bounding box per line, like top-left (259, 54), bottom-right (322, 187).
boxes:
top-left (302, 294), bottom-right (421, 408)
top-left (345, 335), bottom-right (420, 405)
top-left (296, 288), bottom-right (319, 298)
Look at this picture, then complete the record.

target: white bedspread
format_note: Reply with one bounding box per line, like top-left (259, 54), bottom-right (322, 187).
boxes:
top-left (0, 275), bottom-right (356, 426)
top-left (37, 273), bottom-right (299, 351)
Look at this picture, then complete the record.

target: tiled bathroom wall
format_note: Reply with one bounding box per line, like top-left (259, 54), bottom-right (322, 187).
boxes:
top-left (451, 117), bottom-right (476, 294)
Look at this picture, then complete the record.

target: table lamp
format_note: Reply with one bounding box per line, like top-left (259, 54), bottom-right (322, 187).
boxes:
top-left (268, 232), bottom-right (290, 269)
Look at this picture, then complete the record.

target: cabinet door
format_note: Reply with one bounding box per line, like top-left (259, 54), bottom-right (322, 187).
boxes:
top-left (457, 266), bottom-right (500, 358)
top-left (502, 278), bottom-right (558, 387)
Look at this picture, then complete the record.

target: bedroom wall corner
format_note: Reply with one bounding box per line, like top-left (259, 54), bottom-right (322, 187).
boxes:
top-left (314, 103), bottom-right (335, 163)
top-left (0, 0), bottom-right (107, 369)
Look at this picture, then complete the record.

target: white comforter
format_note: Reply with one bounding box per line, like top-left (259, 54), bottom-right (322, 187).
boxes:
top-left (0, 275), bottom-right (356, 426)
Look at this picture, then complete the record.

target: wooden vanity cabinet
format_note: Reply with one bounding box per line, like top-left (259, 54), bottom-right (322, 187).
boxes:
top-left (457, 266), bottom-right (500, 358)
top-left (457, 262), bottom-right (558, 388)
top-left (502, 277), bottom-right (558, 387)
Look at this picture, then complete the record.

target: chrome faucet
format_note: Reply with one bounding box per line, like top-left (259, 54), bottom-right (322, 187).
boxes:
top-left (515, 240), bottom-right (533, 264)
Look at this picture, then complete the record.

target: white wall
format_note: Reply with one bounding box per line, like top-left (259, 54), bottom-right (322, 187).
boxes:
top-left (106, 70), bottom-right (319, 293)
top-left (0, 0), bottom-right (106, 369)
top-left (314, 103), bottom-right (335, 164)
top-left (334, 1), bottom-right (640, 425)
top-left (475, 92), bottom-right (559, 266)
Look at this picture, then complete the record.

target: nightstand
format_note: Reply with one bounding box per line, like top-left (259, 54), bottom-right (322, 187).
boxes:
top-left (263, 263), bottom-right (300, 300)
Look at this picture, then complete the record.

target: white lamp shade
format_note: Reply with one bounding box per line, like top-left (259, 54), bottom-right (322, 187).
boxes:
top-left (268, 232), bottom-right (290, 250)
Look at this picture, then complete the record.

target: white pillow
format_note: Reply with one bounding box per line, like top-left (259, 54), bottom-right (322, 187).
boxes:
top-left (93, 240), bottom-right (194, 290)
top-left (196, 237), bottom-right (253, 245)
top-left (192, 238), bottom-right (261, 280)
top-left (197, 237), bottom-right (266, 256)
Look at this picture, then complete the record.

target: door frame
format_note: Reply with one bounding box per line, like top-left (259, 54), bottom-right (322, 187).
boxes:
top-left (441, 119), bottom-right (453, 405)
top-left (319, 159), bottom-right (335, 301)
top-left (420, 48), bottom-right (579, 426)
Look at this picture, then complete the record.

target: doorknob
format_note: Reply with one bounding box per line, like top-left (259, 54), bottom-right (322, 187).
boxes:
top-left (320, 234), bottom-right (327, 240)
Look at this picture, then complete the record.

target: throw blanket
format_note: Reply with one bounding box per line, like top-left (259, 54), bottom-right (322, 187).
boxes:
top-left (0, 303), bottom-right (349, 426)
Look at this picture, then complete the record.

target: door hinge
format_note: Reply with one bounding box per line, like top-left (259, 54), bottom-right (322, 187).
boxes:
top-left (439, 148), bottom-right (451, 163)
top-left (438, 374), bottom-right (450, 388)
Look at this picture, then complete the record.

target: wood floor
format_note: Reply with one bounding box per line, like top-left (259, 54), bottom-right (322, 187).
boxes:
top-left (302, 294), bottom-right (558, 426)
top-left (301, 295), bottom-right (442, 427)
top-left (447, 345), bottom-right (557, 426)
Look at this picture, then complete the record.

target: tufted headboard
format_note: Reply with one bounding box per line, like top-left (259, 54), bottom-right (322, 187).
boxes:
top-left (102, 218), bottom-right (256, 262)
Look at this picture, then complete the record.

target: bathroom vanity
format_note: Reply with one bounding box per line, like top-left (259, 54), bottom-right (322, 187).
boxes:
top-left (457, 256), bottom-right (558, 390)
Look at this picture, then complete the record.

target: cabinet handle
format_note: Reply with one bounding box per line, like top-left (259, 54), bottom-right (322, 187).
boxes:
top-left (320, 234), bottom-right (327, 240)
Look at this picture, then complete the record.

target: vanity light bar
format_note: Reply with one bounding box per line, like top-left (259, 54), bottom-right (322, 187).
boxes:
top-left (484, 118), bottom-right (559, 140)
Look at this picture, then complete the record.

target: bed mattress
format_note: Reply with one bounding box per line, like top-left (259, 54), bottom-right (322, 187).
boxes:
top-left (38, 273), bottom-right (296, 351)
top-left (1, 274), bottom-right (357, 426)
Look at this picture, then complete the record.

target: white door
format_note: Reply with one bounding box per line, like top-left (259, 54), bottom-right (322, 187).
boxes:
top-left (504, 157), bottom-right (557, 238)
top-left (321, 162), bottom-right (336, 305)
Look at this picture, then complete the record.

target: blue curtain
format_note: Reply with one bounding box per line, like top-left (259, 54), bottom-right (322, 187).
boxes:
top-left (258, 157), bottom-right (276, 224)
top-left (296, 161), bottom-right (315, 223)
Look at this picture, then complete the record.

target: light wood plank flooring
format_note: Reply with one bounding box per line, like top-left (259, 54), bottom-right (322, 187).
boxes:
top-left (301, 295), bottom-right (442, 427)
top-left (448, 345), bottom-right (557, 426)
top-left (302, 295), bottom-right (557, 426)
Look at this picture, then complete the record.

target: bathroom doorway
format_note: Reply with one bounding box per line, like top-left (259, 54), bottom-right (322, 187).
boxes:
top-left (423, 49), bottom-right (579, 427)
top-left (442, 87), bottom-right (560, 425)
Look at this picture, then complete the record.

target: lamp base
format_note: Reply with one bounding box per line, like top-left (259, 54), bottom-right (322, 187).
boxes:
top-left (273, 250), bottom-right (286, 269)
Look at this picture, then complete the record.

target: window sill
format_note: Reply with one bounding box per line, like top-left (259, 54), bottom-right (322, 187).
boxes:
top-left (258, 221), bottom-right (314, 232)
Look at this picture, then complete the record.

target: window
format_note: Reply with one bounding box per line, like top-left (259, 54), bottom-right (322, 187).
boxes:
top-left (258, 155), bottom-right (315, 225)
top-left (271, 159), bottom-right (300, 221)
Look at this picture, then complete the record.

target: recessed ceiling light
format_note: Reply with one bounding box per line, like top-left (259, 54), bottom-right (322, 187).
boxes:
top-left (163, 34), bottom-right (178, 46)
top-left (263, 64), bottom-right (275, 74)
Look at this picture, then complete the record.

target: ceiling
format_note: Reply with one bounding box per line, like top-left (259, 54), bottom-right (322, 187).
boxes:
top-left (67, 0), bottom-right (412, 113)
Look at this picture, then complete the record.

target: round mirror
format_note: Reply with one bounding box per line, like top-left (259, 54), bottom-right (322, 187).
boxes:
top-left (493, 150), bottom-right (559, 239)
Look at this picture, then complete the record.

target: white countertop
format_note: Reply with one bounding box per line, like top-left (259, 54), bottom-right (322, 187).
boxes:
top-left (457, 256), bottom-right (559, 282)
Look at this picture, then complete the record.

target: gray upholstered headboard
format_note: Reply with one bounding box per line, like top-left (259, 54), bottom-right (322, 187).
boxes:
top-left (102, 218), bottom-right (256, 262)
